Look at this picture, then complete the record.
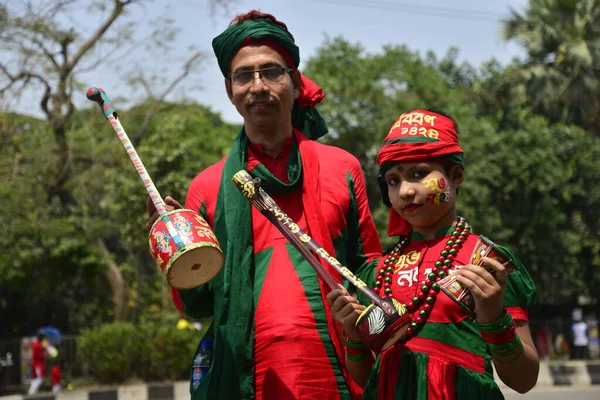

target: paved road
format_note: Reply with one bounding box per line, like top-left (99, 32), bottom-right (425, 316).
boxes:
top-left (502, 386), bottom-right (599, 399)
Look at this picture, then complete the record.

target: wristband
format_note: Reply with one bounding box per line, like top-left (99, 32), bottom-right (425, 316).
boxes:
top-left (347, 352), bottom-right (368, 362)
top-left (477, 309), bottom-right (524, 361)
top-left (342, 331), bottom-right (365, 349)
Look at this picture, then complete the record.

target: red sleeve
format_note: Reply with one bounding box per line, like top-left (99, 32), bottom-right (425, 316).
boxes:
top-left (185, 175), bottom-right (206, 214)
top-left (506, 306), bottom-right (529, 322)
top-left (170, 161), bottom-right (223, 314)
top-left (170, 174), bottom-right (208, 313)
top-left (170, 288), bottom-right (186, 313)
top-left (348, 159), bottom-right (383, 264)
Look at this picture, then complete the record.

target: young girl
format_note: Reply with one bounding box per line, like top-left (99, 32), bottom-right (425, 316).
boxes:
top-left (327, 110), bottom-right (539, 399)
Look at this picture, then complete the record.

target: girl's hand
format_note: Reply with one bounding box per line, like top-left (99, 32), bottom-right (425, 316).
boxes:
top-left (326, 285), bottom-right (365, 341)
top-left (455, 257), bottom-right (508, 324)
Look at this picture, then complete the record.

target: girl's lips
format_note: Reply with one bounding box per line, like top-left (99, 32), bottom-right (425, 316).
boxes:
top-left (403, 203), bottom-right (422, 212)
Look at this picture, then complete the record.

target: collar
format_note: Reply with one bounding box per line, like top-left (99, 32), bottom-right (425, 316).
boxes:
top-left (248, 134), bottom-right (294, 160)
top-left (409, 225), bottom-right (456, 242)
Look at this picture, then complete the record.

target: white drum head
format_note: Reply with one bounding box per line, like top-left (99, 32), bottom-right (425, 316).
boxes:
top-left (167, 246), bottom-right (224, 289)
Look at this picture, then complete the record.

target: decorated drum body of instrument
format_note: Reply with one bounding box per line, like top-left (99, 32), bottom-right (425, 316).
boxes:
top-left (149, 209), bottom-right (224, 289)
top-left (439, 236), bottom-right (517, 315)
top-left (355, 298), bottom-right (411, 353)
top-left (438, 273), bottom-right (476, 315)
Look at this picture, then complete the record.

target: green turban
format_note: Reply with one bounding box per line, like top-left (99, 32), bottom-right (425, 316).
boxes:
top-left (212, 17), bottom-right (328, 139)
top-left (212, 18), bottom-right (299, 76)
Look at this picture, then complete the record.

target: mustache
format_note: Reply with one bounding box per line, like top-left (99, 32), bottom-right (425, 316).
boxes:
top-left (248, 100), bottom-right (275, 106)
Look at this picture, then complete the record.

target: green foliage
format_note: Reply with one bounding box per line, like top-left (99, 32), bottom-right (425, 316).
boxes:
top-left (457, 115), bottom-right (600, 303)
top-left (304, 38), bottom-right (477, 208)
top-left (0, 103), bottom-right (239, 337)
top-left (78, 319), bottom-right (207, 383)
top-left (139, 323), bottom-right (201, 381)
top-left (1, 0), bottom-right (237, 337)
top-left (0, 112), bottom-right (111, 336)
top-left (78, 323), bottom-right (145, 383)
top-left (503, 0), bottom-right (600, 136)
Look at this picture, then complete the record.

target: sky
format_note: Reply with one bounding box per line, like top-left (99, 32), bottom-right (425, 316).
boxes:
top-left (2, 0), bottom-right (530, 124)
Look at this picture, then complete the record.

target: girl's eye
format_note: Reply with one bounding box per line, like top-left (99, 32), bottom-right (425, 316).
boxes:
top-left (387, 177), bottom-right (399, 186)
top-left (413, 170), bottom-right (429, 179)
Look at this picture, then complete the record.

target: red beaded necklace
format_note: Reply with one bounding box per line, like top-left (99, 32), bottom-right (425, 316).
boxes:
top-left (375, 216), bottom-right (471, 341)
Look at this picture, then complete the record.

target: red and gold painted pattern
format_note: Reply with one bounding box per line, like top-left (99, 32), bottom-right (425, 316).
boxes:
top-left (422, 177), bottom-right (451, 205)
top-left (439, 236), bottom-right (518, 315)
top-left (149, 210), bottom-right (221, 275)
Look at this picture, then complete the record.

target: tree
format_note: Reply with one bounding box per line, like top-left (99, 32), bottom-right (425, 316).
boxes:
top-left (503, 0), bottom-right (600, 136)
top-left (303, 37), bottom-right (477, 210)
top-left (0, 111), bottom-right (113, 336)
top-left (0, 0), bottom-right (233, 324)
top-left (0, 103), bottom-right (239, 336)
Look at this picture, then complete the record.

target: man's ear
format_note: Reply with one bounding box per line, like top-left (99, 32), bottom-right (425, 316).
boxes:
top-left (225, 78), bottom-right (233, 102)
top-left (450, 165), bottom-right (465, 188)
top-left (291, 70), bottom-right (301, 99)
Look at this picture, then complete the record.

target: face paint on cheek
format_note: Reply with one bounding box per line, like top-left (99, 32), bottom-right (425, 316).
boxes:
top-left (438, 178), bottom-right (447, 189)
top-left (422, 177), bottom-right (452, 205)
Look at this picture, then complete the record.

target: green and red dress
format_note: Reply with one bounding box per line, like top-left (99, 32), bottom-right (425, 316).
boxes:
top-left (172, 129), bottom-right (382, 399)
top-left (362, 227), bottom-right (536, 400)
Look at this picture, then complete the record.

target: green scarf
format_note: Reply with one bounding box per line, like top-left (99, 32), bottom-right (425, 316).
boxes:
top-left (195, 129), bottom-right (303, 399)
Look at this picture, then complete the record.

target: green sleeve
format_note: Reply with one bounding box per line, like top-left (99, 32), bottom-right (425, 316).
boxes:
top-left (177, 285), bottom-right (214, 320)
top-left (499, 245), bottom-right (536, 309)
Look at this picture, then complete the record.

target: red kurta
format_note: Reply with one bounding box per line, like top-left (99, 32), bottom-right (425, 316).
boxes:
top-left (174, 133), bottom-right (382, 399)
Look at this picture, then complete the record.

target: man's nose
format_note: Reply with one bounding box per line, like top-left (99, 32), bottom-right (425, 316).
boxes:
top-left (249, 72), bottom-right (268, 91)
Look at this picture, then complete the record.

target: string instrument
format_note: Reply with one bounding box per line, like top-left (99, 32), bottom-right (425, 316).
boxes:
top-left (232, 170), bottom-right (411, 353)
top-left (86, 87), bottom-right (224, 289)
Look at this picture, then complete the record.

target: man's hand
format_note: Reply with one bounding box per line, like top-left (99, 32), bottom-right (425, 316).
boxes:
top-left (145, 196), bottom-right (183, 230)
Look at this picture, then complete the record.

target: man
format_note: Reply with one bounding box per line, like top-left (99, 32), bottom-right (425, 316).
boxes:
top-left (147, 10), bottom-right (381, 399)
top-left (571, 312), bottom-right (590, 360)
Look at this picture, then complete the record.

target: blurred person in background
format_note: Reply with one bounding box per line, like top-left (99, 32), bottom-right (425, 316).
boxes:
top-left (51, 359), bottom-right (63, 393)
top-left (27, 332), bottom-right (47, 395)
top-left (571, 314), bottom-right (590, 360)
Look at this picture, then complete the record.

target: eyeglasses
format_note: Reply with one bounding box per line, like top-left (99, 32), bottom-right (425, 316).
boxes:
top-left (229, 67), bottom-right (293, 86)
